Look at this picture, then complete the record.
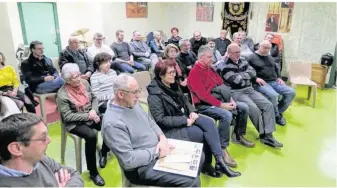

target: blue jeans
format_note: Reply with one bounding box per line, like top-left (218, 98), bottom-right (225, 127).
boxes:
top-left (119, 61), bottom-right (147, 73)
top-left (35, 76), bottom-right (64, 94)
top-left (197, 102), bottom-right (248, 148)
top-left (255, 81), bottom-right (296, 117)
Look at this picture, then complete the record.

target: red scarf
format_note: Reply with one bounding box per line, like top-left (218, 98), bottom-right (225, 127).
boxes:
top-left (65, 83), bottom-right (89, 110)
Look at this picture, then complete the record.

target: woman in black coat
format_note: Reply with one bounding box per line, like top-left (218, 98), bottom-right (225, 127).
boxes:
top-left (147, 60), bottom-right (240, 178)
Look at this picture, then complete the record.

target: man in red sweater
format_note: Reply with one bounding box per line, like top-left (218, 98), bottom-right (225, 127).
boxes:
top-left (187, 45), bottom-right (254, 168)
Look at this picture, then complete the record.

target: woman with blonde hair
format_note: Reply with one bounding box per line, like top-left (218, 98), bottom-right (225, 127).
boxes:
top-left (149, 31), bottom-right (165, 58)
top-left (163, 44), bottom-right (191, 96)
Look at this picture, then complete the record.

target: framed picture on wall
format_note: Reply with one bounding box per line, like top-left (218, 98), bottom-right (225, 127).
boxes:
top-left (126, 2), bottom-right (148, 18)
top-left (196, 2), bottom-right (214, 22)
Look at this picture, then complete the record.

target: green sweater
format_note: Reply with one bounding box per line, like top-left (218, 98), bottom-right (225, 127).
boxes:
top-left (0, 156), bottom-right (83, 187)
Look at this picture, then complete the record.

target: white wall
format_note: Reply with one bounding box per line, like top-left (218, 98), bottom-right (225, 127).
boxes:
top-left (164, 2), bottom-right (224, 39)
top-left (102, 2), bottom-right (167, 45)
top-left (0, 3), bottom-right (19, 71)
top-left (57, 2), bottom-right (104, 49)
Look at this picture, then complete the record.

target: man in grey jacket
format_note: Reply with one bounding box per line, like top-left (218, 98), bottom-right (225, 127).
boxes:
top-left (0, 113), bottom-right (83, 187)
top-left (129, 31), bottom-right (158, 70)
top-left (102, 74), bottom-right (202, 187)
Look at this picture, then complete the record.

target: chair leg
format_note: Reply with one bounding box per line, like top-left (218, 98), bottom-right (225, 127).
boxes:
top-left (61, 129), bottom-right (67, 164)
top-left (312, 86), bottom-right (317, 108)
top-left (307, 86), bottom-right (312, 100)
top-left (40, 96), bottom-right (47, 123)
top-left (74, 138), bottom-right (82, 174)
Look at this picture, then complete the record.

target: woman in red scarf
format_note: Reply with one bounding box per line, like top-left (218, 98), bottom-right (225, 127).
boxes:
top-left (56, 63), bottom-right (108, 186)
top-left (163, 44), bottom-right (191, 100)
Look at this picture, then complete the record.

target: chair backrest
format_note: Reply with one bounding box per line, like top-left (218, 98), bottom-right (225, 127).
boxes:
top-left (51, 57), bottom-right (60, 73)
top-left (133, 71), bottom-right (151, 99)
top-left (288, 61), bottom-right (313, 78)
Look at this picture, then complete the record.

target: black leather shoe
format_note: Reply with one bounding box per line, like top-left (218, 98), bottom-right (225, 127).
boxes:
top-left (99, 151), bottom-right (107, 168)
top-left (90, 174), bottom-right (105, 186)
top-left (215, 156), bottom-right (241, 178)
top-left (232, 133), bottom-right (255, 148)
top-left (276, 115), bottom-right (287, 126)
top-left (260, 134), bottom-right (283, 148)
top-left (201, 163), bottom-right (222, 178)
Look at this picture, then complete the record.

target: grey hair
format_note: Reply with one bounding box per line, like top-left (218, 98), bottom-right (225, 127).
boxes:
top-left (179, 39), bottom-right (190, 49)
top-left (197, 45), bottom-right (212, 59)
top-left (61, 63), bottom-right (80, 82)
top-left (265, 33), bottom-right (274, 38)
top-left (113, 73), bottom-right (135, 95)
top-left (232, 32), bottom-right (240, 39)
top-left (153, 30), bottom-right (160, 36)
top-left (68, 36), bottom-right (79, 44)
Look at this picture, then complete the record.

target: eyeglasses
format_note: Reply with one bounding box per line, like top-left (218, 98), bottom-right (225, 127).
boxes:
top-left (71, 74), bottom-right (81, 80)
top-left (120, 88), bottom-right (142, 95)
top-left (167, 70), bottom-right (176, 75)
top-left (18, 135), bottom-right (49, 143)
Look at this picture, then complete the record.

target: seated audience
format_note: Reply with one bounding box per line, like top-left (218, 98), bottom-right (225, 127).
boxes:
top-left (111, 30), bottom-right (146, 73)
top-left (0, 113), bottom-right (83, 187)
top-left (240, 31), bottom-right (255, 51)
top-left (248, 40), bottom-right (295, 126)
top-left (102, 74), bottom-right (202, 187)
top-left (207, 37), bottom-right (223, 66)
top-left (0, 52), bottom-right (35, 113)
top-left (59, 37), bottom-right (94, 81)
top-left (220, 43), bottom-right (283, 148)
top-left (167, 27), bottom-right (182, 48)
top-left (91, 52), bottom-right (118, 114)
top-left (21, 41), bottom-right (64, 94)
top-left (188, 46), bottom-right (254, 168)
top-left (87, 32), bottom-right (123, 73)
top-left (176, 39), bottom-right (197, 78)
top-left (129, 30), bottom-right (158, 70)
top-left (232, 32), bottom-right (253, 59)
top-left (190, 31), bottom-right (207, 56)
top-left (215, 30), bottom-right (231, 56)
top-left (56, 63), bottom-right (110, 186)
top-left (0, 96), bottom-right (21, 121)
top-left (147, 61), bottom-right (241, 178)
top-left (149, 30), bottom-right (165, 58)
top-left (253, 33), bottom-right (282, 67)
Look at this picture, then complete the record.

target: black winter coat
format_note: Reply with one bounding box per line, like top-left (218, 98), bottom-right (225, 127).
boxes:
top-left (147, 79), bottom-right (196, 141)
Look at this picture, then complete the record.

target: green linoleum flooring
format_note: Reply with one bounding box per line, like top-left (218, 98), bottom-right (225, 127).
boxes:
top-left (46, 86), bottom-right (336, 187)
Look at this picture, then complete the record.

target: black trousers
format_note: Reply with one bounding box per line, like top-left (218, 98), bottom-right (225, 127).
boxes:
top-left (69, 122), bottom-right (110, 175)
top-left (186, 116), bottom-right (224, 164)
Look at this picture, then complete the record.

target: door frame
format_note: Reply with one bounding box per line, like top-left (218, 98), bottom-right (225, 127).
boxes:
top-left (17, 2), bottom-right (62, 54)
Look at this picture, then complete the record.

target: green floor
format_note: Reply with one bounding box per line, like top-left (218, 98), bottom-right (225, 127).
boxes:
top-left (46, 86), bottom-right (336, 187)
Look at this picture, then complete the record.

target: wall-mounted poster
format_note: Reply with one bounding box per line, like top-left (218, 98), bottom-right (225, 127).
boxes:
top-left (265, 2), bottom-right (294, 33)
top-left (196, 2), bottom-right (214, 22)
top-left (221, 2), bottom-right (250, 37)
top-left (126, 2), bottom-right (148, 18)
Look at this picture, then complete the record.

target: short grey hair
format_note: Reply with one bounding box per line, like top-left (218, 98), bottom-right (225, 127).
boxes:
top-left (179, 39), bottom-right (190, 49)
top-left (113, 73), bottom-right (135, 95)
top-left (265, 33), bottom-right (274, 38)
top-left (68, 36), bottom-right (79, 45)
top-left (61, 63), bottom-right (80, 82)
top-left (232, 32), bottom-right (240, 39)
top-left (197, 45), bottom-right (212, 59)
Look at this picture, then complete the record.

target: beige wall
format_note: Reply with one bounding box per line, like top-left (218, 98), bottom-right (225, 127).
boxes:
top-left (0, 3), bottom-right (18, 72)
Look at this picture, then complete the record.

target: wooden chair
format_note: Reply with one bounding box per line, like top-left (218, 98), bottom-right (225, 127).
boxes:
top-left (288, 60), bottom-right (317, 108)
top-left (133, 71), bottom-right (151, 105)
